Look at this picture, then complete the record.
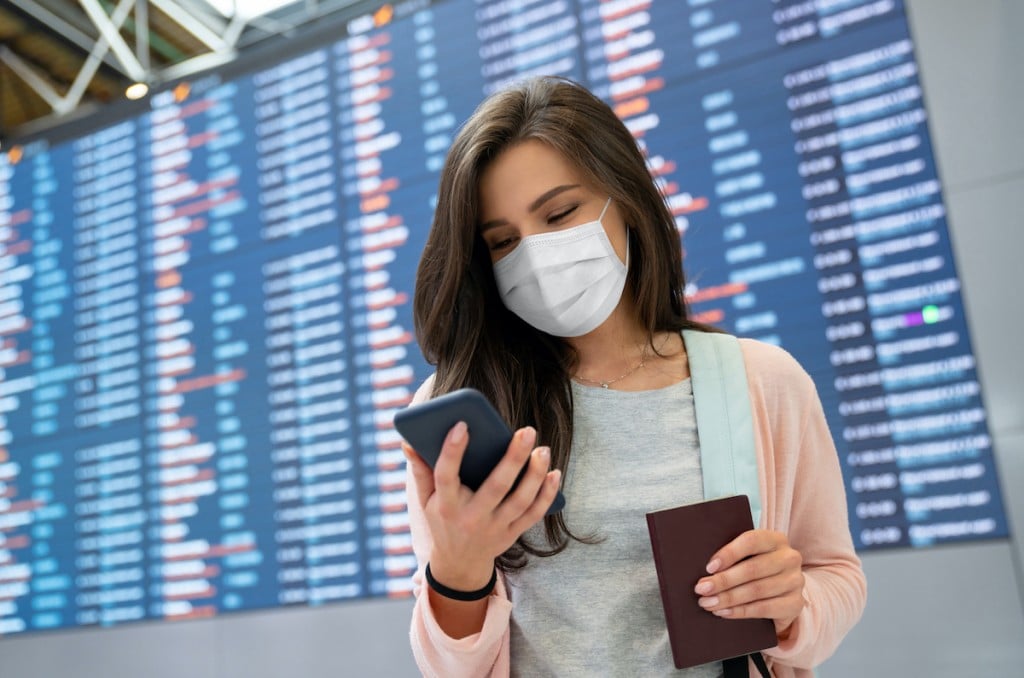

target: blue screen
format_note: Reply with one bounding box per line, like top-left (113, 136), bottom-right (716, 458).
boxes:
top-left (0, 0), bottom-right (1008, 634)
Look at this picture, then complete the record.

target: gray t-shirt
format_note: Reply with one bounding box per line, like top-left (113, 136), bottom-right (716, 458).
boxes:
top-left (506, 379), bottom-right (723, 678)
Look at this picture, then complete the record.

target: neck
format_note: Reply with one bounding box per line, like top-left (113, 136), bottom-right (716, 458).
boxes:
top-left (563, 294), bottom-right (689, 391)
top-left (565, 302), bottom-right (649, 376)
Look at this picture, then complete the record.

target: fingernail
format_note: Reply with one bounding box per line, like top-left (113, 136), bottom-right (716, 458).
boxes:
top-left (713, 608), bottom-right (733, 617)
top-left (549, 469), bottom-right (561, 485)
top-left (694, 581), bottom-right (713, 595)
top-left (706, 559), bottom-right (721, 574)
top-left (450, 421), bottom-right (467, 444)
top-left (537, 447), bottom-right (550, 462)
top-left (698, 596), bottom-right (719, 608)
top-left (521, 426), bottom-right (537, 447)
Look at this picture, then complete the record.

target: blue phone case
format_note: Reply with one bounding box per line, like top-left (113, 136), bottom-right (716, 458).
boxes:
top-left (393, 388), bottom-right (565, 515)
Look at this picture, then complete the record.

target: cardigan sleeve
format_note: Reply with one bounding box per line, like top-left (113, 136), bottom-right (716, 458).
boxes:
top-left (743, 340), bottom-right (868, 670)
top-left (405, 375), bottom-right (514, 677)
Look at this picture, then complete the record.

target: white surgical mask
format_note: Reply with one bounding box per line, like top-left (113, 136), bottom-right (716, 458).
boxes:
top-left (493, 198), bottom-right (628, 337)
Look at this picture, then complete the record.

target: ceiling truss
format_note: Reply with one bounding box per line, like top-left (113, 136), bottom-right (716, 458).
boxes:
top-left (0, 0), bottom-right (359, 138)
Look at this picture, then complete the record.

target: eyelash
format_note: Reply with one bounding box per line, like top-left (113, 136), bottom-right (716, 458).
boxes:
top-left (549, 205), bottom-right (577, 222)
top-left (488, 205), bottom-right (579, 251)
top-left (490, 238), bottom-right (515, 252)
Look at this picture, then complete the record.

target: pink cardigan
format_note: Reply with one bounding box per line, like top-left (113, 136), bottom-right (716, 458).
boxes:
top-left (406, 338), bottom-right (867, 677)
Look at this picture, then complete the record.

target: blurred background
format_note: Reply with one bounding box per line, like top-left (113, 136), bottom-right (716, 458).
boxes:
top-left (0, 0), bottom-right (1021, 675)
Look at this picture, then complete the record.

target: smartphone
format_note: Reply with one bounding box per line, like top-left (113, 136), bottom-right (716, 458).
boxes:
top-left (393, 388), bottom-right (565, 515)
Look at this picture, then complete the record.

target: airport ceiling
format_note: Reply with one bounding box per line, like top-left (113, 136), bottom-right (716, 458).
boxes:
top-left (0, 0), bottom-right (362, 140)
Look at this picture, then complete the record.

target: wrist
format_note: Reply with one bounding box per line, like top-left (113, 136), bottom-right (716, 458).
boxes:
top-left (426, 562), bottom-right (497, 601)
top-left (426, 554), bottom-right (495, 592)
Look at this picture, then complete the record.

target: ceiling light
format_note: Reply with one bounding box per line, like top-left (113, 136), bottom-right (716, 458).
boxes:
top-left (126, 82), bottom-right (150, 100)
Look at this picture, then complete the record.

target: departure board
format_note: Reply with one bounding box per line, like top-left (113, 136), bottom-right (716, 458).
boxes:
top-left (0, 0), bottom-right (1008, 635)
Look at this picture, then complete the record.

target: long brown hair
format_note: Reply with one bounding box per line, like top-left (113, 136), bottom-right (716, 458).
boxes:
top-left (413, 76), bottom-right (709, 570)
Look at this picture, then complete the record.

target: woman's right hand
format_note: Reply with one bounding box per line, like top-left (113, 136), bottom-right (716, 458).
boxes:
top-left (404, 422), bottom-right (562, 591)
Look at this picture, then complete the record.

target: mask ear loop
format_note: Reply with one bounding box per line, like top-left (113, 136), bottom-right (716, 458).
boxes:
top-left (600, 197), bottom-right (629, 269)
top-left (623, 227), bottom-right (631, 270)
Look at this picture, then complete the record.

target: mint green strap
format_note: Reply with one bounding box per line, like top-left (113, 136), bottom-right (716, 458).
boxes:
top-left (683, 330), bottom-right (762, 527)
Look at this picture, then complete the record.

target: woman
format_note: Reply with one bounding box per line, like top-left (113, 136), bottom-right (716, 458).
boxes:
top-left (402, 76), bottom-right (866, 677)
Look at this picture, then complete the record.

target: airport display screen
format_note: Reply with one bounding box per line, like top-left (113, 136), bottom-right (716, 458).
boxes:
top-left (0, 0), bottom-right (1007, 634)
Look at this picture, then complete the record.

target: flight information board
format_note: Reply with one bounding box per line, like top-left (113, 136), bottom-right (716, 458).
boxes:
top-left (0, 0), bottom-right (1007, 635)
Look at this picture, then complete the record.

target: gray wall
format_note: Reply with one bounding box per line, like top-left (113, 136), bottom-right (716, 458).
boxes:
top-left (1, 1), bottom-right (1022, 676)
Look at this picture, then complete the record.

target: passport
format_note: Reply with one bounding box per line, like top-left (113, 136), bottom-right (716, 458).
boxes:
top-left (645, 495), bottom-right (778, 669)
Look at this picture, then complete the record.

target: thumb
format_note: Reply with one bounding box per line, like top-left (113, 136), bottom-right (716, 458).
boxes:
top-left (403, 442), bottom-right (435, 508)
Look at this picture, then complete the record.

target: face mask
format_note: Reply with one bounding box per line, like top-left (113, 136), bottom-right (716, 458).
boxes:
top-left (493, 198), bottom-right (628, 337)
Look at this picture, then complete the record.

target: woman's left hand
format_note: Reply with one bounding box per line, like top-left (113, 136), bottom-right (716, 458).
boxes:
top-left (694, 529), bottom-right (805, 637)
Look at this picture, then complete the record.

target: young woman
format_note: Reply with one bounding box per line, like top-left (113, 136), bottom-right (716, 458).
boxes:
top-left (402, 76), bottom-right (866, 677)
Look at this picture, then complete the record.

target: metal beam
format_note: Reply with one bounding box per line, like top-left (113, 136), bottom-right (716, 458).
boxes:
top-left (80, 0), bottom-right (148, 81)
top-left (9, 101), bottom-right (102, 139)
top-left (150, 0), bottom-right (231, 52)
top-left (0, 46), bottom-right (65, 111)
top-left (62, 0), bottom-right (136, 113)
top-left (7, 0), bottom-right (368, 135)
top-left (159, 50), bottom-right (235, 81)
top-left (101, 0), bottom-right (190, 62)
top-left (240, 13), bottom-right (297, 41)
top-left (10, 0), bottom-right (128, 78)
top-left (136, 0), bottom-right (151, 71)
top-left (223, 14), bottom-right (248, 47)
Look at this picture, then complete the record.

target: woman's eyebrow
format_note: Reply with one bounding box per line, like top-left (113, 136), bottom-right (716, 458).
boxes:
top-left (479, 184), bottom-right (581, 233)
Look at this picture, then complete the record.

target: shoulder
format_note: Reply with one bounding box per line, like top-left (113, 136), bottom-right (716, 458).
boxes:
top-left (736, 337), bottom-right (806, 379)
top-left (685, 330), bottom-right (817, 403)
top-left (735, 337), bottom-right (818, 403)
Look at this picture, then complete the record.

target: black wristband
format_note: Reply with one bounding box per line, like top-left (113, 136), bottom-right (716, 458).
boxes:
top-left (424, 563), bottom-right (497, 602)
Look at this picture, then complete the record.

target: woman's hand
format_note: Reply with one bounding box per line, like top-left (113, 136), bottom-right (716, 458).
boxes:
top-left (404, 422), bottom-right (562, 591)
top-left (694, 530), bottom-right (805, 637)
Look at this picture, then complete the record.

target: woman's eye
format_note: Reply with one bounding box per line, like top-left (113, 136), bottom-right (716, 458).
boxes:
top-left (549, 205), bottom-right (578, 223)
top-left (490, 237), bottom-right (516, 251)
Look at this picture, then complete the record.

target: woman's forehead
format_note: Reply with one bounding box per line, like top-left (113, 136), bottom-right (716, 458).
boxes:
top-left (478, 142), bottom-right (588, 211)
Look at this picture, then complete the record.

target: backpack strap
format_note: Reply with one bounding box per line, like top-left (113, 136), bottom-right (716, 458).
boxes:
top-left (682, 330), bottom-right (762, 528)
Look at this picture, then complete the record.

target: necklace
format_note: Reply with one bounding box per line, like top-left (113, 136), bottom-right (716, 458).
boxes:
top-left (573, 342), bottom-right (651, 389)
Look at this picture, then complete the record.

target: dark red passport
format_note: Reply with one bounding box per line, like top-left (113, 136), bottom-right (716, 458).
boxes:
top-left (646, 495), bottom-right (777, 669)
